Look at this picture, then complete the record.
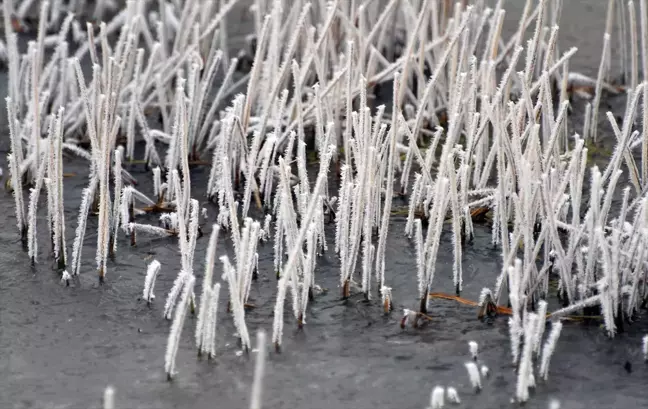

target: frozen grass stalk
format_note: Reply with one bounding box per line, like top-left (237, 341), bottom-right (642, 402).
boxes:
top-left (539, 321), bottom-right (563, 380)
top-left (446, 387), bottom-right (460, 404)
top-left (430, 386), bottom-right (444, 409)
top-left (480, 365), bottom-right (489, 378)
top-left (165, 275), bottom-right (195, 380)
top-left (517, 313), bottom-right (538, 403)
top-left (197, 225), bottom-right (220, 352)
top-left (591, 34), bottom-right (610, 143)
top-left (464, 362), bottom-right (481, 392)
top-left (205, 282), bottom-right (221, 358)
top-left (103, 386), bottom-right (115, 409)
top-left (249, 330), bottom-right (267, 409)
top-left (143, 260), bottom-right (161, 306)
top-left (468, 341), bottom-right (478, 360)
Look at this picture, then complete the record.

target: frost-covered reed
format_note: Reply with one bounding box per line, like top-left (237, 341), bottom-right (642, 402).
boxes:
top-left (196, 225), bottom-right (220, 354)
top-left (165, 274), bottom-right (195, 380)
top-left (249, 330), bottom-right (267, 409)
top-left (103, 385), bottom-right (115, 409)
top-left (539, 321), bottom-right (563, 381)
top-left (221, 254), bottom-right (251, 352)
top-left (430, 386), bottom-right (444, 409)
top-left (464, 361), bottom-right (481, 392)
top-left (516, 313), bottom-right (539, 403)
top-left (446, 387), bottom-right (460, 404)
top-left (143, 260), bottom-right (161, 306)
top-left (468, 341), bottom-right (478, 361)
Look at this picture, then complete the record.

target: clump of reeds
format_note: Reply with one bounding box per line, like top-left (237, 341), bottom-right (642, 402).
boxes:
top-left (6, 0), bottom-right (648, 403)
